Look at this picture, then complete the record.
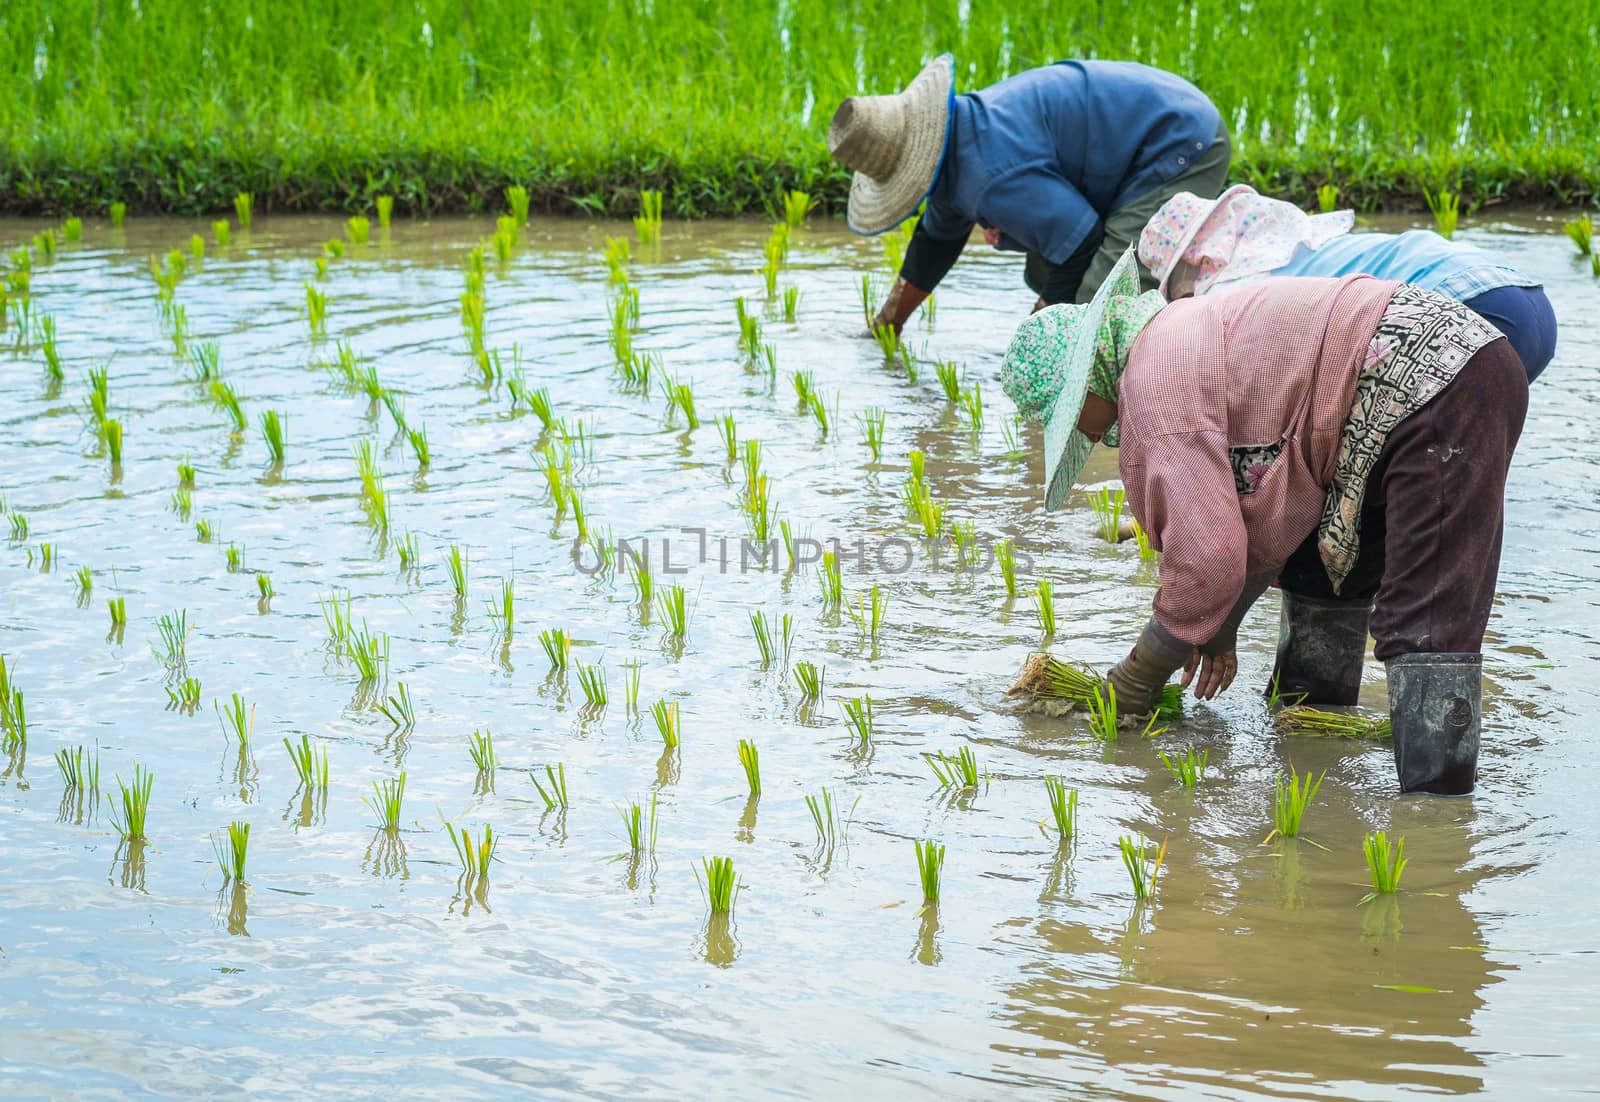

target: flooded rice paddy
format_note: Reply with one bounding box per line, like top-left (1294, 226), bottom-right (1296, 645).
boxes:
top-left (1, 214), bottom-right (1597, 1099)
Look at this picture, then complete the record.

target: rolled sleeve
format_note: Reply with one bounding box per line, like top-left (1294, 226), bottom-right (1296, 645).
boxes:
top-left (1123, 432), bottom-right (1248, 645)
top-left (978, 166), bottom-right (1100, 267)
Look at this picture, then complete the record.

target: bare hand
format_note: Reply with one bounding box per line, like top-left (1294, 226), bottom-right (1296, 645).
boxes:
top-left (1182, 649), bottom-right (1238, 700)
top-left (983, 226), bottom-right (1002, 247)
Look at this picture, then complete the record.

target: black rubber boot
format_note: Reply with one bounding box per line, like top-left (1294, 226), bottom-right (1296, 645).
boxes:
top-left (1267, 592), bottom-right (1373, 706)
top-left (1386, 653), bottom-right (1481, 796)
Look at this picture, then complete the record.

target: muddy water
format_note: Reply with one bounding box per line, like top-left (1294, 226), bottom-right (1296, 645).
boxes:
top-left (0, 212), bottom-right (1595, 1099)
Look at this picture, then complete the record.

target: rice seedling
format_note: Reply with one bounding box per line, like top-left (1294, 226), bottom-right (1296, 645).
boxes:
top-left (657, 583), bottom-right (688, 638)
top-left (209, 380), bottom-right (247, 431)
top-left (628, 546), bottom-right (655, 605)
top-left (1592, 252), bottom-right (1600, 279)
top-left (366, 772), bottom-right (406, 832)
top-left (841, 695), bottom-right (873, 744)
top-left (1130, 519), bottom-right (1157, 561)
top-left (621, 660), bottom-right (644, 715)
top-left (651, 699), bottom-right (681, 747)
top-left (55, 744), bottom-right (100, 793)
top-left (933, 360), bottom-right (963, 403)
top-left (8, 513), bottom-right (27, 541)
top-left (102, 419), bottom-right (124, 465)
top-left (914, 839), bottom-right (945, 904)
top-left (1361, 831), bottom-right (1408, 902)
top-left (445, 821), bottom-right (499, 882)
top-left (313, 256), bottom-right (328, 279)
top-left (1043, 777), bottom-right (1079, 845)
top-left (318, 591), bottom-right (353, 644)
top-left (711, 413), bottom-right (739, 465)
top-left (1315, 183), bottom-right (1340, 212)
top-left (190, 233), bottom-right (205, 260)
top-left (325, 238), bottom-right (347, 261)
top-left (224, 542), bottom-right (243, 572)
top-left (345, 215), bottom-right (370, 245)
top-left (463, 728), bottom-right (497, 777)
top-left (210, 819), bottom-right (251, 884)
top-left (994, 538), bottom-right (1019, 597)
top-left (284, 734), bottom-right (329, 790)
top-left (195, 517), bottom-right (217, 542)
top-left (817, 551), bottom-right (843, 608)
top-left (188, 341), bottom-right (221, 383)
top-left (1087, 487), bottom-right (1126, 543)
top-left (166, 676), bottom-right (202, 710)
top-left (666, 378), bottom-right (700, 429)
top-left (392, 531), bottom-right (421, 572)
top-left (487, 576), bottom-right (515, 634)
top-left (371, 193), bottom-right (395, 229)
top-left (949, 519), bottom-right (982, 570)
top-left (109, 201), bottom-right (126, 227)
top-left (1034, 578), bottom-right (1056, 636)
top-left (505, 186), bottom-right (529, 225)
top-left (805, 786), bottom-right (856, 848)
top-left (872, 322), bottom-right (898, 359)
top-left (619, 791), bottom-right (659, 855)
top-left (62, 216), bottom-right (83, 241)
top-left (108, 597), bottom-right (126, 627)
top-left (907, 482), bottom-right (945, 539)
top-left (214, 692), bottom-right (255, 749)
top-left (960, 383), bottom-right (984, 429)
top-left (783, 189), bottom-right (815, 228)
top-left (1268, 766), bottom-right (1325, 841)
top-left (27, 542), bottom-right (55, 571)
top-left (761, 230), bottom-right (785, 296)
top-left (845, 585), bottom-right (888, 641)
top-left (1159, 746), bottom-right (1208, 788)
top-left (74, 564), bottom-right (93, 594)
top-left (1567, 214), bottom-right (1595, 255)
top-left (602, 235), bottom-right (631, 284)
top-left (744, 473), bottom-right (776, 542)
top-left (346, 622), bottom-right (390, 682)
top-left (736, 739), bottom-right (762, 796)
top-left (635, 189), bottom-right (664, 244)
top-left (377, 682), bottom-right (416, 731)
top-left (749, 610), bottom-right (795, 668)
top-left (782, 286), bottom-right (800, 321)
top-left (255, 573), bottom-right (274, 601)
top-left (211, 219), bottom-right (230, 246)
top-left (807, 391), bottom-right (833, 437)
top-left (1085, 682), bottom-right (1122, 741)
top-left (305, 282), bottom-right (327, 338)
top-left (490, 227), bottom-right (514, 261)
top-left (1277, 705), bottom-right (1392, 739)
top-left (108, 765), bottom-right (154, 841)
top-left (734, 296), bottom-right (761, 355)
top-left (536, 625), bottom-right (571, 671)
top-left (38, 315), bottom-right (63, 381)
top-left (153, 609), bottom-right (189, 668)
top-left (85, 363), bottom-right (110, 425)
top-left (1424, 186), bottom-right (1460, 239)
top-left (789, 369), bottom-right (818, 410)
top-left (794, 660), bottom-right (824, 700)
top-left (446, 544), bottom-right (469, 599)
top-left (398, 423), bottom-right (429, 470)
top-left (697, 855), bottom-right (741, 914)
top-left (233, 192), bottom-right (253, 230)
top-left (2, 690), bottom-right (25, 750)
top-left (858, 406), bottom-right (886, 461)
top-left (35, 229), bottom-right (58, 259)
top-left (1119, 834), bottom-right (1167, 902)
top-left (925, 745), bottom-right (984, 789)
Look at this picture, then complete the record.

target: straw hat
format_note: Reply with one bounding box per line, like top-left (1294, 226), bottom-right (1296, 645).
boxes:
top-left (828, 54), bottom-right (955, 236)
top-left (1001, 247), bottom-right (1143, 510)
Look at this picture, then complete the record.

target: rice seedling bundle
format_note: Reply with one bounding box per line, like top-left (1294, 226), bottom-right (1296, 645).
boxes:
top-left (858, 406), bottom-right (885, 461)
top-left (260, 408), bottom-right (287, 462)
top-left (74, 564), bottom-right (93, 593)
top-left (1424, 187), bottom-right (1460, 239)
top-left (109, 764), bottom-right (154, 841)
top-left (215, 692), bottom-right (255, 748)
top-left (934, 361), bottom-right (962, 403)
top-left (447, 821), bottom-right (498, 881)
top-left (1007, 653), bottom-right (1185, 721)
top-left (531, 762), bottom-right (570, 810)
top-left (602, 236), bottom-right (631, 284)
top-left (35, 229), bottom-right (58, 259)
top-left (1276, 705), bottom-right (1392, 740)
top-left (782, 189), bottom-right (815, 228)
top-left (737, 739), bottom-right (761, 796)
top-left (195, 517), bottom-right (215, 541)
top-left (1159, 746), bottom-right (1208, 788)
top-left (488, 577), bottom-right (515, 633)
top-left (346, 215), bottom-right (370, 245)
top-left (505, 186), bottom-right (529, 225)
top-left (304, 282), bottom-right (327, 338)
top-left (109, 202), bottom-right (127, 228)
top-left (794, 660), bottom-right (824, 700)
top-left (396, 531), bottom-right (420, 569)
top-left (102, 419), bottom-right (124, 465)
top-left (871, 323), bottom-right (898, 359)
top-left (374, 194), bottom-right (395, 228)
top-left (782, 286), bottom-right (800, 321)
top-left (1361, 831), bottom-right (1407, 901)
top-left (734, 297), bottom-right (761, 355)
top-left (83, 364), bottom-right (111, 426)
top-left (537, 626), bottom-right (571, 671)
top-left (656, 584), bottom-right (689, 639)
top-left (1043, 777), bottom-right (1079, 845)
top-left (190, 234), bottom-right (205, 260)
top-left (319, 591), bottom-right (353, 643)
top-left (166, 677), bottom-right (202, 709)
top-left (576, 662), bottom-right (608, 709)
top-left (1561, 208), bottom-right (1589, 255)
top-left (6, 513), bottom-right (25, 542)
top-left (845, 586), bottom-right (888, 641)
top-left (697, 856), bottom-right (740, 914)
top-left (961, 383), bottom-right (984, 429)
top-left (817, 550), bottom-right (843, 608)
top-left (914, 839), bottom-right (945, 903)
top-left (620, 791), bottom-right (659, 854)
top-left (324, 238), bottom-right (346, 259)
top-left (650, 699), bottom-right (680, 747)
top-left (1119, 833), bottom-right (1167, 901)
top-left (38, 315), bottom-right (63, 381)
top-left (995, 538), bottom-right (1018, 597)
top-left (949, 520), bottom-right (982, 570)
top-left (212, 820), bottom-right (250, 884)
top-left (1087, 487), bottom-right (1125, 543)
top-left (233, 192), bottom-right (253, 230)
top-left (63, 216), bottom-right (83, 241)
top-left (346, 622), bottom-right (390, 682)
top-left (907, 481), bottom-right (945, 539)
top-left (446, 544), bottom-right (469, 599)
top-left (623, 661), bottom-right (643, 714)
top-left (208, 380), bottom-right (247, 431)
top-left (107, 597), bottom-right (126, 626)
top-left (56, 745), bottom-right (100, 793)
top-left (1316, 184), bottom-right (1340, 212)
top-left (256, 573), bottom-right (274, 600)
top-left (377, 682), bottom-right (416, 730)
top-left (761, 231), bottom-right (784, 296)
top-left (1033, 578), bottom-right (1056, 636)
top-left (1591, 253), bottom-right (1600, 278)
top-left (841, 695), bottom-right (873, 744)
top-left (1268, 766), bottom-right (1325, 841)
top-left (366, 772), bottom-right (406, 831)
top-left (189, 341), bottom-right (221, 382)
top-left (925, 746), bottom-right (983, 789)
top-left (225, 543), bottom-right (243, 572)
top-left (806, 391), bottom-right (833, 437)
top-left (212, 219), bottom-right (230, 246)
top-left (284, 734), bottom-right (329, 790)
top-left (806, 786), bottom-right (855, 848)
top-left (635, 189), bottom-right (664, 244)
top-left (1, 690), bottom-right (24, 750)
top-left (491, 228), bottom-right (514, 261)
top-left (666, 379), bottom-right (699, 429)
top-left (1130, 520), bottom-right (1157, 561)
top-left (154, 609), bottom-right (189, 667)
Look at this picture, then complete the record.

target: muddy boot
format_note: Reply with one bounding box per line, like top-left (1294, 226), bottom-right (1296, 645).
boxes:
top-left (1267, 592), bottom-right (1373, 706)
top-left (1386, 653), bottom-right (1481, 796)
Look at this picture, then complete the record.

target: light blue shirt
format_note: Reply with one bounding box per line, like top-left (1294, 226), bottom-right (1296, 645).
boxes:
top-left (1273, 229), bottom-right (1538, 300)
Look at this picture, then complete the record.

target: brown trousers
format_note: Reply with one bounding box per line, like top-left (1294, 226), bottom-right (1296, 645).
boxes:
top-left (1276, 338), bottom-right (1528, 662)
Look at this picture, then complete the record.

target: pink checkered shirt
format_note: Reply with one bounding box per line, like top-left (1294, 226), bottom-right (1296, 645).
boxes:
top-left (1118, 275), bottom-right (1399, 644)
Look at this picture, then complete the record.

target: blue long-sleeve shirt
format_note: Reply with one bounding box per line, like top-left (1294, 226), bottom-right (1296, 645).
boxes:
top-left (902, 60), bottom-right (1221, 295)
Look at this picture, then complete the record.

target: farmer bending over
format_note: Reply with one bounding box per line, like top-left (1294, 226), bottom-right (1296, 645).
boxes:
top-left (827, 55), bottom-right (1229, 333)
top-left (1137, 185), bottom-right (1559, 381)
top-left (1001, 248), bottom-right (1527, 796)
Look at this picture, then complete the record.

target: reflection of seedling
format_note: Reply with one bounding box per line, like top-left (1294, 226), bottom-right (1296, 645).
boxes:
top-left (651, 700), bottom-right (680, 747)
top-left (531, 762), bottom-right (570, 810)
top-left (915, 839), bottom-right (945, 904)
top-left (794, 661), bottom-right (824, 700)
top-left (1268, 766), bottom-right (1325, 841)
top-left (1033, 579), bottom-right (1056, 636)
top-left (841, 696), bottom-right (873, 744)
top-left (1044, 777), bottom-right (1078, 845)
top-left (109, 764), bottom-right (154, 841)
top-left (1087, 487), bottom-right (1125, 543)
top-left (166, 677), bottom-right (202, 710)
top-left (697, 856), bottom-right (740, 914)
top-left (925, 746), bottom-right (983, 790)
top-left (1159, 746), bottom-right (1208, 788)
top-left (1119, 833), bottom-right (1166, 902)
top-left (1361, 831), bottom-right (1407, 902)
top-left (284, 734), bottom-right (329, 790)
top-left (212, 821), bottom-right (251, 884)
top-left (737, 739), bottom-right (761, 796)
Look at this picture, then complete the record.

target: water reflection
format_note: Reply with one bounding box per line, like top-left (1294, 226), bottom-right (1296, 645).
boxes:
top-left (110, 839), bottom-right (148, 893)
top-left (362, 830), bottom-right (409, 880)
top-left (699, 913), bottom-right (740, 968)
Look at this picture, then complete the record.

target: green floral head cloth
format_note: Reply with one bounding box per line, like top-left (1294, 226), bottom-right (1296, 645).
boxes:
top-left (1000, 247), bottom-right (1164, 510)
